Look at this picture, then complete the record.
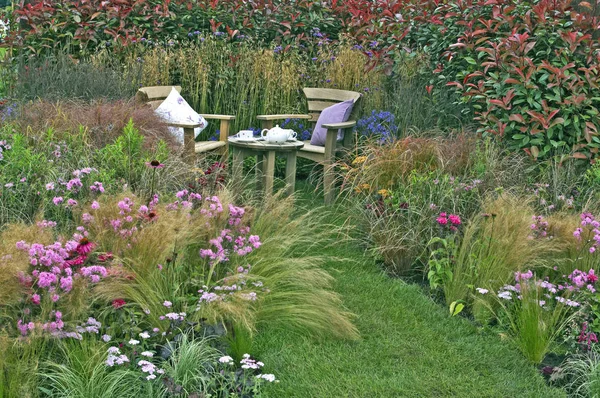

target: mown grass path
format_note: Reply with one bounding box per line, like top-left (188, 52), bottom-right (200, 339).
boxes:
top-left (254, 197), bottom-right (564, 397)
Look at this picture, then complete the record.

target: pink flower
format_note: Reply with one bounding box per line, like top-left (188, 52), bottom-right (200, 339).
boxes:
top-left (52, 197), bottom-right (64, 205)
top-left (436, 216), bottom-right (448, 225)
top-left (31, 294), bottom-right (41, 305)
top-left (449, 214), bottom-right (461, 225)
top-left (76, 238), bottom-right (95, 255)
top-left (91, 201), bottom-right (100, 210)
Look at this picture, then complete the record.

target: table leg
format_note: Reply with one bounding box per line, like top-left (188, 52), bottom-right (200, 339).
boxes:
top-left (231, 147), bottom-right (244, 196)
top-left (183, 127), bottom-right (195, 164)
top-left (256, 154), bottom-right (265, 192)
top-left (285, 151), bottom-right (297, 196)
top-left (263, 150), bottom-right (275, 196)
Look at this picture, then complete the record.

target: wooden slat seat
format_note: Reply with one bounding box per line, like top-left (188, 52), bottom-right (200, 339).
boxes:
top-left (196, 141), bottom-right (226, 153)
top-left (255, 87), bottom-right (362, 204)
top-left (135, 86), bottom-right (235, 162)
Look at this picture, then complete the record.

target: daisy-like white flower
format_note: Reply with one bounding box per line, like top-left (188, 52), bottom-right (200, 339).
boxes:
top-left (139, 331), bottom-right (150, 339)
top-left (218, 355), bottom-right (233, 364)
top-left (141, 351), bottom-right (154, 357)
top-left (128, 339), bottom-right (140, 345)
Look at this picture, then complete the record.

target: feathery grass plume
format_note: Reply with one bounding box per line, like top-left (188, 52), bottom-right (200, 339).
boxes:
top-left (480, 278), bottom-right (571, 365)
top-left (449, 194), bottom-right (560, 316)
top-left (548, 212), bottom-right (600, 275)
top-left (343, 136), bottom-right (444, 193)
top-left (40, 338), bottom-right (156, 397)
top-left (0, 332), bottom-right (49, 397)
top-left (91, 190), bottom-right (358, 340)
top-left (160, 332), bottom-right (220, 396)
top-left (555, 348), bottom-right (600, 397)
top-left (246, 194), bottom-right (359, 340)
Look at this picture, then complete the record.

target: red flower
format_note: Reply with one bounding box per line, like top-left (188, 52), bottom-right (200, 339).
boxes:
top-left (98, 252), bottom-right (113, 262)
top-left (112, 299), bottom-right (126, 309)
top-left (65, 254), bottom-right (87, 267)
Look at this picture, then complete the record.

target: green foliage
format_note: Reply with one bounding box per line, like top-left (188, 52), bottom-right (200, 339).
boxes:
top-left (11, 52), bottom-right (142, 101)
top-left (556, 349), bottom-right (600, 397)
top-left (160, 333), bottom-right (220, 397)
top-left (484, 279), bottom-right (571, 365)
top-left (360, 171), bottom-right (482, 274)
top-left (426, 236), bottom-right (456, 291)
top-left (40, 339), bottom-right (157, 398)
top-left (414, 0), bottom-right (600, 161)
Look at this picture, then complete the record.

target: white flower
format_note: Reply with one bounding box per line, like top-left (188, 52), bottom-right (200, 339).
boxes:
top-left (107, 346), bottom-right (120, 354)
top-left (497, 291), bottom-right (512, 300)
top-left (141, 351), bottom-right (154, 357)
top-left (146, 374), bottom-right (157, 380)
top-left (475, 288), bottom-right (488, 295)
top-left (256, 374), bottom-right (277, 382)
top-left (219, 355), bottom-right (234, 364)
top-left (139, 331), bottom-right (150, 339)
top-left (128, 339), bottom-right (140, 345)
top-left (106, 355), bottom-right (116, 367)
top-left (102, 334), bottom-right (111, 342)
top-left (163, 300), bottom-right (172, 308)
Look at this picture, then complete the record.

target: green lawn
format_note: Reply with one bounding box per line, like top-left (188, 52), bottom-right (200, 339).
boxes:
top-left (254, 195), bottom-right (564, 397)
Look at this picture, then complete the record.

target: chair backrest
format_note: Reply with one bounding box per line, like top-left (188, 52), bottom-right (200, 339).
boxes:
top-left (135, 86), bottom-right (182, 110)
top-left (303, 87), bottom-right (362, 122)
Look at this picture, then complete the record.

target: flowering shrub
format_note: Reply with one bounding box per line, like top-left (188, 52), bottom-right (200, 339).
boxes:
top-left (354, 110), bottom-right (398, 143)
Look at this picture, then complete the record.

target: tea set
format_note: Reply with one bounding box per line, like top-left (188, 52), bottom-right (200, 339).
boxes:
top-left (234, 125), bottom-right (297, 143)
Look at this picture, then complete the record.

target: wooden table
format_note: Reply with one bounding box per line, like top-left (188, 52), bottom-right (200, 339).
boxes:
top-left (228, 137), bottom-right (304, 197)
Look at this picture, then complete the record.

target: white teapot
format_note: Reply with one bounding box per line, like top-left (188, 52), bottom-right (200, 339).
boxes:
top-left (261, 125), bottom-right (296, 143)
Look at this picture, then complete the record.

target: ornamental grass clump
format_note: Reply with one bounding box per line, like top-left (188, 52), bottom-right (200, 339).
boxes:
top-left (479, 273), bottom-right (573, 364)
top-left (445, 194), bottom-right (561, 311)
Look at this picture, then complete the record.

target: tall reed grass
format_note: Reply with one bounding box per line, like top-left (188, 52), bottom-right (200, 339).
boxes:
top-left (117, 40), bottom-right (385, 132)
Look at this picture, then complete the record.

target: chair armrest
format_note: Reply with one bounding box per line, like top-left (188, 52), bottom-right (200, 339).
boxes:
top-left (166, 122), bottom-right (204, 129)
top-left (201, 114), bottom-right (236, 121)
top-left (256, 114), bottom-right (311, 120)
top-left (322, 120), bottom-right (356, 130)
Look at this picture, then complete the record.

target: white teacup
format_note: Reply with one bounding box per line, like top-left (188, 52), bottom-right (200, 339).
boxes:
top-left (236, 130), bottom-right (254, 139)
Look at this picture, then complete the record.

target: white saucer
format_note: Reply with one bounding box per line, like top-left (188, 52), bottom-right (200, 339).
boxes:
top-left (233, 137), bottom-right (257, 142)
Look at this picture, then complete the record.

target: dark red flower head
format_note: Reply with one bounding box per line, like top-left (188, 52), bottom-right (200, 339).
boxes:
top-left (112, 299), bottom-right (126, 309)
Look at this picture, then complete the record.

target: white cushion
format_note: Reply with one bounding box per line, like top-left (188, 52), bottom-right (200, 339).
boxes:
top-left (154, 88), bottom-right (208, 144)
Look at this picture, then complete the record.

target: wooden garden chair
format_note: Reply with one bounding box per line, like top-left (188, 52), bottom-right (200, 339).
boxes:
top-left (135, 86), bottom-right (235, 162)
top-left (257, 88), bottom-right (361, 204)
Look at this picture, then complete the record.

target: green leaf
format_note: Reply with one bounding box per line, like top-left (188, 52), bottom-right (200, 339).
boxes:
top-left (449, 301), bottom-right (465, 317)
top-left (464, 57), bottom-right (477, 65)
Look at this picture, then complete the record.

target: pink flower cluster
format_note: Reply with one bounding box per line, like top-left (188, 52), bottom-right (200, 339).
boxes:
top-left (529, 215), bottom-right (549, 239)
top-left (165, 190), bottom-right (203, 211)
top-left (15, 233), bottom-right (104, 306)
top-left (573, 212), bottom-right (600, 254)
top-left (436, 212), bottom-right (461, 232)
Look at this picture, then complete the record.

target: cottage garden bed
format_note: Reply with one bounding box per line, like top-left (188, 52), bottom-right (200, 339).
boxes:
top-left (3, 0), bottom-right (600, 397)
